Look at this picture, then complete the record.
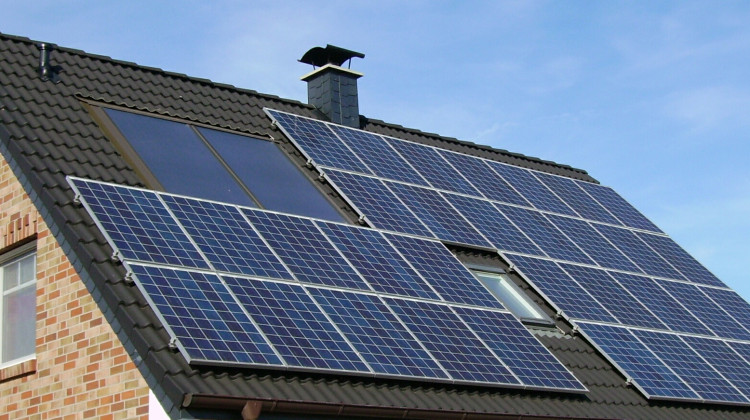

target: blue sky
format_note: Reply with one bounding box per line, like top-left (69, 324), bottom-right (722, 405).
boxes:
top-left (3, 1), bottom-right (749, 302)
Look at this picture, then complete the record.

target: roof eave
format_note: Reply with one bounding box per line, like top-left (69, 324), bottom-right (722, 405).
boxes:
top-left (182, 394), bottom-right (606, 420)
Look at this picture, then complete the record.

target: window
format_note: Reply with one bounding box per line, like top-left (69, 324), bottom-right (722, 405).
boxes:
top-left (98, 107), bottom-right (344, 222)
top-left (0, 247), bottom-right (36, 366)
top-left (471, 268), bottom-right (553, 325)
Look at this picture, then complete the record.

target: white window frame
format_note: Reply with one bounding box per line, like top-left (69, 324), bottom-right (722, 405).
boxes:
top-left (0, 241), bottom-right (37, 367)
top-left (469, 265), bottom-right (554, 327)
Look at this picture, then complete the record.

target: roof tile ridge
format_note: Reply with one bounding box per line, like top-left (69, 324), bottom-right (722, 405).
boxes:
top-left (0, 32), bottom-right (313, 109)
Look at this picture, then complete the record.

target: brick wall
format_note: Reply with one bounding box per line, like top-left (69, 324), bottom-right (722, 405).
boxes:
top-left (0, 155), bottom-right (150, 419)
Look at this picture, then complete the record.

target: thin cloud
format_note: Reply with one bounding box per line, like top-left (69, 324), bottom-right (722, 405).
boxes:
top-left (663, 86), bottom-right (750, 131)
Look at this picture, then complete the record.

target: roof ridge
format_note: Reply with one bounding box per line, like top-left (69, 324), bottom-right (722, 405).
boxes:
top-left (0, 31), bottom-right (313, 109)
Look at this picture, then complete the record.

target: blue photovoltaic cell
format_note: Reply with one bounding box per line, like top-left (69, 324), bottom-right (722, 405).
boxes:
top-left (316, 222), bottom-right (438, 299)
top-left (681, 335), bottom-right (750, 400)
top-left (504, 254), bottom-right (616, 323)
top-left (729, 342), bottom-right (750, 367)
top-left (486, 161), bottom-right (577, 216)
top-left (632, 329), bottom-right (747, 404)
top-left (242, 209), bottom-right (368, 290)
top-left (636, 232), bottom-right (725, 287)
top-left (608, 272), bottom-right (712, 335)
top-left (454, 307), bottom-right (586, 391)
top-left (329, 125), bottom-right (428, 185)
top-left (266, 109), bottom-right (371, 174)
top-left (534, 172), bottom-right (620, 225)
top-left (593, 224), bottom-right (684, 280)
top-left (386, 138), bottom-right (481, 196)
top-left (324, 169), bottom-right (432, 237)
top-left (437, 150), bottom-right (530, 206)
top-left (558, 264), bottom-right (666, 329)
top-left (129, 264), bottom-right (281, 365)
top-left (657, 280), bottom-right (750, 340)
top-left (387, 182), bottom-right (492, 247)
top-left (385, 298), bottom-right (520, 385)
top-left (577, 181), bottom-right (662, 233)
top-left (307, 288), bottom-right (448, 379)
top-left (384, 232), bottom-right (503, 309)
top-left (161, 195), bottom-right (292, 279)
top-left (444, 193), bottom-right (545, 256)
top-left (71, 179), bottom-right (208, 269)
top-left (700, 287), bottom-right (750, 329)
top-left (223, 276), bottom-right (369, 372)
top-left (498, 204), bottom-right (594, 264)
top-left (575, 322), bottom-right (698, 400)
top-left (546, 215), bottom-right (640, 272)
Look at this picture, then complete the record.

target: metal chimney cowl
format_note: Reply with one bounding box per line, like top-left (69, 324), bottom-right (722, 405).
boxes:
top-left (299, 45), bottom-right (364, 128)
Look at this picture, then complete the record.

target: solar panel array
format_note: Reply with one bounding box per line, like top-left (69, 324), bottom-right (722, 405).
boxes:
top-left (69, 176), bottom-right (586, 392)
top-left (265, 108), bottom-right (750, 405)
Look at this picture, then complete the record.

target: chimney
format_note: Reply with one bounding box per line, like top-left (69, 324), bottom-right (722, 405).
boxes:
top-left (300, 45), bottom-right (364, 128)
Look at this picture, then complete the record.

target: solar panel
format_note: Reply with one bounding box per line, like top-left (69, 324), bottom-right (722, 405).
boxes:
top-left (70, 178), bottom-right (209, 269)
top-left (577, 181), bottom-right (662, 233)
top-left (386, 138), bottom-right (482, 196)
top-left (383, 232), bottom-right (503, 309)
top-left (387, 182), bottom-right (492, 247)
top-left (593, 224), bottom-right (684, 280)
top-left (453, 307), bottom-right (586, 391)
top-left (503, 254), bottom-right (617, 323)
top-left (497, 204), bottom-right (594, 264)
top-left (635, 232), bottom-right (725, 287)
top-left (323, 169), bottom-right (433, 237)
top-left (729, 342), bottom-right (750, 367)
top-left (329, 125), bottom-right (429, 185)
top-left (631, 329), bottom-right (747, 404)
top-left (574, 322), bottom-right (698, 400)
top-left (161, 195), bottom-right (292, 279)
top-left (306, 287), bottom-right (448, 379)
top-left (72, 177), bottom-right (591, 392)
top-left (656, 280), bottom-right (750, 340)
top-left (384, 298), bottom-right (521, 385)
top-left (534, 172), bottom-right (620, 225)
top-left (681, 335), bottom-right (750, 401)
top-left (443, 193), bottom-right (546, 256)
top-left (222, 276), bottom-right (369, 372)
top-left (80, 100), bottom-right (750, 405)
top-left (699, 287), bottom-right (750, 329)
top-left (316, 222), bottom-right (438, 299)
top-left (242, 209), bottom-right (368, 290)
top-left (437, 150), bottom-right (530, 206)
top-left (558, 264), bottom-right (666, 329)
top-left (607, 271), bottom-right (712, 335)
top-left (265, 109), bottom-right (372, 174)
top-left (545, 214), bottom-right (640, 272)
top-left (128, 264), bottom-right (281, 366)
top-left (485, 161), bottom-right (577, 216)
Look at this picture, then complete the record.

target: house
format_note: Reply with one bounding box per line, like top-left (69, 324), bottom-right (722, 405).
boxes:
top-left (1, 32), bottom-right (750, 419)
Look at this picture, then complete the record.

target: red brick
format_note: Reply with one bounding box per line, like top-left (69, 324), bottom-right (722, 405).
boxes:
top-left (0, 155), bottom-right (148, 420)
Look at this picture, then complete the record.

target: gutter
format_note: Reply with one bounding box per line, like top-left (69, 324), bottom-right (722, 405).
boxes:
top-left (182, 394), bottom-right (610, 420)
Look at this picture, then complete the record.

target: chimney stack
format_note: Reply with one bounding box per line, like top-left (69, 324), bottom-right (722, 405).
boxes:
top-left (300, 45), bottom-right (364, 128)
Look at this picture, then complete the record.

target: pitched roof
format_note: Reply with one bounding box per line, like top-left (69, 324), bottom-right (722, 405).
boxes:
top-left (2, 32), bottom-right (750, 419)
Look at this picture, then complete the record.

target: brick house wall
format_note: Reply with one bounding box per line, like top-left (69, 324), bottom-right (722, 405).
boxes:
top-left (0, 154), bottom-right (150, 419)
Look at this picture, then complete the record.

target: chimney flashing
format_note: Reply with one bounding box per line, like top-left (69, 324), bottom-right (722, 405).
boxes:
top-left (300, 63), bottom-right (363, 82)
